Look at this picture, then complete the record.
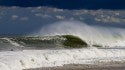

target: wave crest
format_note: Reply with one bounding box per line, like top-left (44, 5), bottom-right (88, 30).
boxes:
top-left (33, 21), bottom-right (125, 47)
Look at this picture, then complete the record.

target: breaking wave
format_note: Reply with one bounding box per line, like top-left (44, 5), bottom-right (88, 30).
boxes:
top-left (0, 35), bottom-right (88, 51)
top-left (0, 21), bottom-right (125, 51)
top-left (33, 21), bottom-right (125, 48)
top-left (0, 21), bottom-right (125, 70)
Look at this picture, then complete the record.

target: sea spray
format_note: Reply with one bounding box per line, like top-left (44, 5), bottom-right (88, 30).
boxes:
top-left (33, 21), bottom-right (125, 47)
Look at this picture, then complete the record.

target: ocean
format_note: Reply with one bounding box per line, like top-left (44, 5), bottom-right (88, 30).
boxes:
top-left (0, 6), bottom-right (125, 70)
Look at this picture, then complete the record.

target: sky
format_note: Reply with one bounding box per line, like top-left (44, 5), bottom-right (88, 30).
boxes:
top-left (0, 0), bottom-right (125, 9)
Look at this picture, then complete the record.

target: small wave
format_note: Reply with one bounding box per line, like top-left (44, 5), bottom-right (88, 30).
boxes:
top-left (2, 38), bottom-right (24, 47)
top-left (0, 38), bottom-right (23, 51)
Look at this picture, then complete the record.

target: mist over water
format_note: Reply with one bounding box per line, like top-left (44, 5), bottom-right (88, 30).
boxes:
top-left (33, 21), bottom-right (125, 47)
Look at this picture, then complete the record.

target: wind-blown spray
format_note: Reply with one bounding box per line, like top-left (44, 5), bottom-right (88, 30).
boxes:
top-left (34, 21), bottom-right (125, 47)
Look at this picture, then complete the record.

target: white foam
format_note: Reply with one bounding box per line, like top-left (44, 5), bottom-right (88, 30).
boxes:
top-left (0, 48), bottom-right (125, 70)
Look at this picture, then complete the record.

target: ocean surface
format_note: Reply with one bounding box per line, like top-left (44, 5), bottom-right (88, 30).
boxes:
top-left (0, 6), bottom-right (125, 70)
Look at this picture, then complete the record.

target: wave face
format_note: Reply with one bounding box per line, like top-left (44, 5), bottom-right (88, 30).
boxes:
top-left (33, 21), bottom-right (125, 48)
top-left (0, 35), bottom-right (88, 51)
top-left (0, 21), bottom-right (125, 50)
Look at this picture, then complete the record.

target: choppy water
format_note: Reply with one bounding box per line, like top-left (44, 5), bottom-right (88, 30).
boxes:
top-left (0, 6), bottom-right (125, 70)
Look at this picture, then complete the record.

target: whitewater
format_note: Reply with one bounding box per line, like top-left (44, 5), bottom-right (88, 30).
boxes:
top-left (0, 7), bottom-right (125, 70)
top-left (0, 48), bottom-right (125, 70)
top-left (0, 21), bottom-right (125, 70)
